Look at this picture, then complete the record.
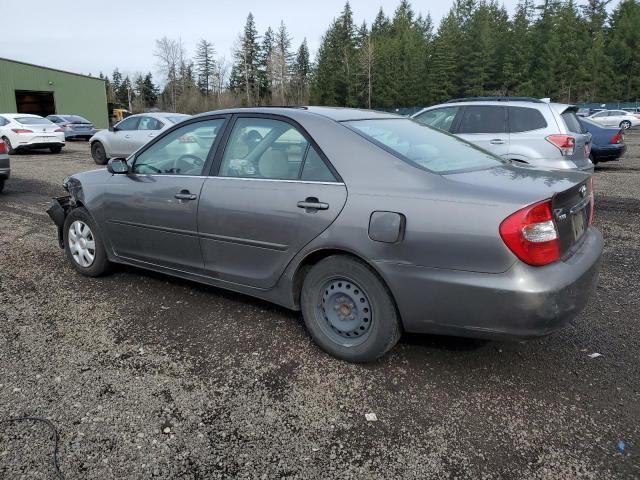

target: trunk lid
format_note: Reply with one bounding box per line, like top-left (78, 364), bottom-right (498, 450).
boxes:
top-left (552, 178), bottom-right (593, 256)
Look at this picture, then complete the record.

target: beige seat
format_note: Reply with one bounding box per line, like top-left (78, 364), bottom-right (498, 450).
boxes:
top-left (258, 149), bottom-right (289, 179)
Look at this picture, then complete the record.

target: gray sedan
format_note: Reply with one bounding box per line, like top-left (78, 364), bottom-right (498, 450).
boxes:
top-left (47, 107), bottom-right (603, 362)
top-left (89, 112), bottom-right (190, 164)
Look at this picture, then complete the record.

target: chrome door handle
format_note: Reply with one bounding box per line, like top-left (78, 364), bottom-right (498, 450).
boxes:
top-left (297, 199), bottom-right (329, 211)
top-left (490, 139), bottom-right (505, 145)
top-left (124, 134), bottom-right (131, 138)
top-left (175, 191), bottom-right (197, 200)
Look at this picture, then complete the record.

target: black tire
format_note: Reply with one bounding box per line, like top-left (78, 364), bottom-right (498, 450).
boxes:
top-left (2, 136), bottom-right (15, 154)
top-left (91, 141), bottom-right (108, 165)
top-left (620, 120), bottom-right (631, 130)
top-left (50, 145), bottom-right (63, 154)
top-left (301, 255), bottom-right (401, 362)
top-left (590, 154), bottom-right (598, 166)
top-left (0, 178), bottom-right (4, 193)
top-left (63, 207), bottom-right (111, 277)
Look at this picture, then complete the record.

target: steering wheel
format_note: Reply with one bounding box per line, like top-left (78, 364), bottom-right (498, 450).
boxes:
top-left (173, 154), bottom-right (204, 173)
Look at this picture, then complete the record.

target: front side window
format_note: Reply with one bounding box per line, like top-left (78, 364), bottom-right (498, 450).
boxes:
top-left (220, 118), bottom-right (309, 180)
top-left (116, 116), bottom-right (139, 131)
top-left (133, 119), bottom-right (225, 176)
top-left (346, 119), bottom-right (503, 174)
top-left (457, 106), bottom-right (506, 134)
top-left (414, 107), bottom-right (459, 132)
top-left (138, 116), bottom-right (164, 130)
top-left (508, 107), bottom-right (548, 133)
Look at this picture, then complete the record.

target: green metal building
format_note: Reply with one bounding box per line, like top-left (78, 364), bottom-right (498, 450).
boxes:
top-left (0, 57), bottom-right (108, 128)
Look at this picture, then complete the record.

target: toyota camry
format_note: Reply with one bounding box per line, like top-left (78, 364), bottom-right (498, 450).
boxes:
top-left (47, 107), bottom-right (603, 362)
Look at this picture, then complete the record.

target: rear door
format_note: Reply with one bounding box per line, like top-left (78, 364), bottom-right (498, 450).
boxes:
top-left (560, 108), bottom-right (592, 169)
top-left (454, 105), bottom-right (509, 157)
top-left (197, 115), bottom-right (347, 289)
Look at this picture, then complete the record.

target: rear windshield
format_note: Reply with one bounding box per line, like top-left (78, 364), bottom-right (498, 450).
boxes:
top-left (167, 115), bottom-right (189, 124)
top-left (16, 117), bottom-right (53, 125)
top-left (62, 115), bottom-right (90, 123)
top-left (345, 119), bottom-right (504, 173)
top-left (561, 110), bottom-right (585, 134)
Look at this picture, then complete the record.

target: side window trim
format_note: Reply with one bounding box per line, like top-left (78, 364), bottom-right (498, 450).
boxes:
top-left (209, 113), bottom-right (343, 182)
top-left (131, 115), bottom-right (230, 176)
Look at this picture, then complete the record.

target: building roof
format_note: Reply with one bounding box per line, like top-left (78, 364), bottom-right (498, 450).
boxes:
top-left (0, 57), bottom-right (105, 82)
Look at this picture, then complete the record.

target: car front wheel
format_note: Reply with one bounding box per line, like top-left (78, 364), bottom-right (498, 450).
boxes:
top-left (91, 141), bottom-right (108, 165)
top-left (63, 207), bottom-right (111, 276)
top-left (301, 255), bottom-right (401, 362)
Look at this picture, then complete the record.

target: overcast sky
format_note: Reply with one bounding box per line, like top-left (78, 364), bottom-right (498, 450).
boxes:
top-left (2, 0), bottom-right (524, 81)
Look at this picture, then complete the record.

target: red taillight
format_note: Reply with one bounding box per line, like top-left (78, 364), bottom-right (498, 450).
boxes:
top-left (11, 128), bottom-right (33, 134)
top-left (609, 132), bottom-right (623, 144)
top-left (62, 123), bottom-right (73, 128)
top-left (546, 134), bottom-right (575, 156)
top-left (500, 199), bottom-right (561, 266)
top-left (0, 140), bottom-right (6, 154)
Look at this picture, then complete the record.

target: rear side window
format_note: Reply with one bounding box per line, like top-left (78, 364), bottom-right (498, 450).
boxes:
top-left (457, 106), bottom-right (505, 134)
top-left (345, 119), bottom-right (503, 174)
top-left (508, 107), bottom-right (547, 133)
top-left (561, 111), bottom-right (585, 134)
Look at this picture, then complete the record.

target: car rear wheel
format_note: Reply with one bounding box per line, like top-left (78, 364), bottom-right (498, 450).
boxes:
top-left (620, 120), bottom-right (632, 130)
top-left (301, 255), bottom-right (401, 362)
top-left (2, 137), bottom-right (15, 154)
top-left (63, 207), bottom-right (111, 277)
top-left (91, 141), bottom-right (108, 165)
top-left (50, 145), bottom-right (62, 154)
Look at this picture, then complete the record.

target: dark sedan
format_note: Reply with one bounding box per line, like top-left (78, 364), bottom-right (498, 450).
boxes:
top-left (46, 107), bottom-right (603, 362)
top-left (579, 118), bottom-right (626, 164)
top-left (47, 115), bottom-right (96, 140)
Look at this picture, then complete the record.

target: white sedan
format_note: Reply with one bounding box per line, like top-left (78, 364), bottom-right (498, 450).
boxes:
top-left (0, 114), bottom-right (66, 153)
top-left (587, 109), bottom-right (640, 130)
top-left (89, 112), bottom-right (190, 164)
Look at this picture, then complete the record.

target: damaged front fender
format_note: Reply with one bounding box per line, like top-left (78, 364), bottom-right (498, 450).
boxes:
top-left (46, 196), bottom-right (73, 248)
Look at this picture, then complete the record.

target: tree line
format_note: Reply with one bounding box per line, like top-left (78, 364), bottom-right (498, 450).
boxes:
top-left (99, 0), bottom-right (640, 114)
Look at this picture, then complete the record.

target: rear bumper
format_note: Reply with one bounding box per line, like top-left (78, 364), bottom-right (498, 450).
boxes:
top-left (16, 142), bottom-right (65, 150)
top-left (377, 228), bottom-right (603, 339)
top-left (65, 129), bottom-right (96, 139)
top-left (592, 144), bottom-right (626, 162)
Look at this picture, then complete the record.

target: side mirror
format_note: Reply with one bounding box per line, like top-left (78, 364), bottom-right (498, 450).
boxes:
top-left (107, 158), bottom-right (129, 174)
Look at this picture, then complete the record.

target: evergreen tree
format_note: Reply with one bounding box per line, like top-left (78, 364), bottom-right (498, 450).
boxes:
top-left (608, 0), bottom-right (640, 101)
top-left (291, 39), bottom-right (311, 104)
top-left (194, 39), bottom-right (216, 95)
top-left (111, 68), bottom-right (123, 105)
top-left (259, 27), bottom-right (276, 101)
top-left (229, 13), bottom-right (261, 105)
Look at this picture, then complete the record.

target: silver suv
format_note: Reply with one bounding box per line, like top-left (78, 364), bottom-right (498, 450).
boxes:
top-left (412, 97), bottom-right (593, 171)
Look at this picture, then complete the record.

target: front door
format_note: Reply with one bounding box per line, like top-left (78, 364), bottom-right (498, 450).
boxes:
top-left (455, 105), bottom-right (510, 158)
top-left (102, 117), bottom-right (227, 271)
top-left (198, 115), bottom-right (347, 289)
top-left (110, 116), bottom-right (140, 157)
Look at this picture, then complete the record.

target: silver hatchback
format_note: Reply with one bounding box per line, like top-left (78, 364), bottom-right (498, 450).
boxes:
top-left (413, 97), bottom-right (593, 171)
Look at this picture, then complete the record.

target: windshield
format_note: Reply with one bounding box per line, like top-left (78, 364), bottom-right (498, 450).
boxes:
top-left (344, 118), bottom-right (504, 173)
top-left (16, 117), bottom-right (54, 125)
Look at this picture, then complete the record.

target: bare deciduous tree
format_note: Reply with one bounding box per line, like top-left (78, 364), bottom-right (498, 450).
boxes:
top-left (154, 36), bottom-right (185, 112)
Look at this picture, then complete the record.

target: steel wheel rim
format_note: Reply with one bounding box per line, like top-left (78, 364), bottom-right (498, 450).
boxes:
top-left (318, 277), bottom-right (373, 347)
top-left (68, 220), bottom-right (96, 267)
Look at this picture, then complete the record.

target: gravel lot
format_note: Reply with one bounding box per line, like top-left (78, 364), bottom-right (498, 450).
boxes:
top-left (0, 136), bottom-right (638, 479)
